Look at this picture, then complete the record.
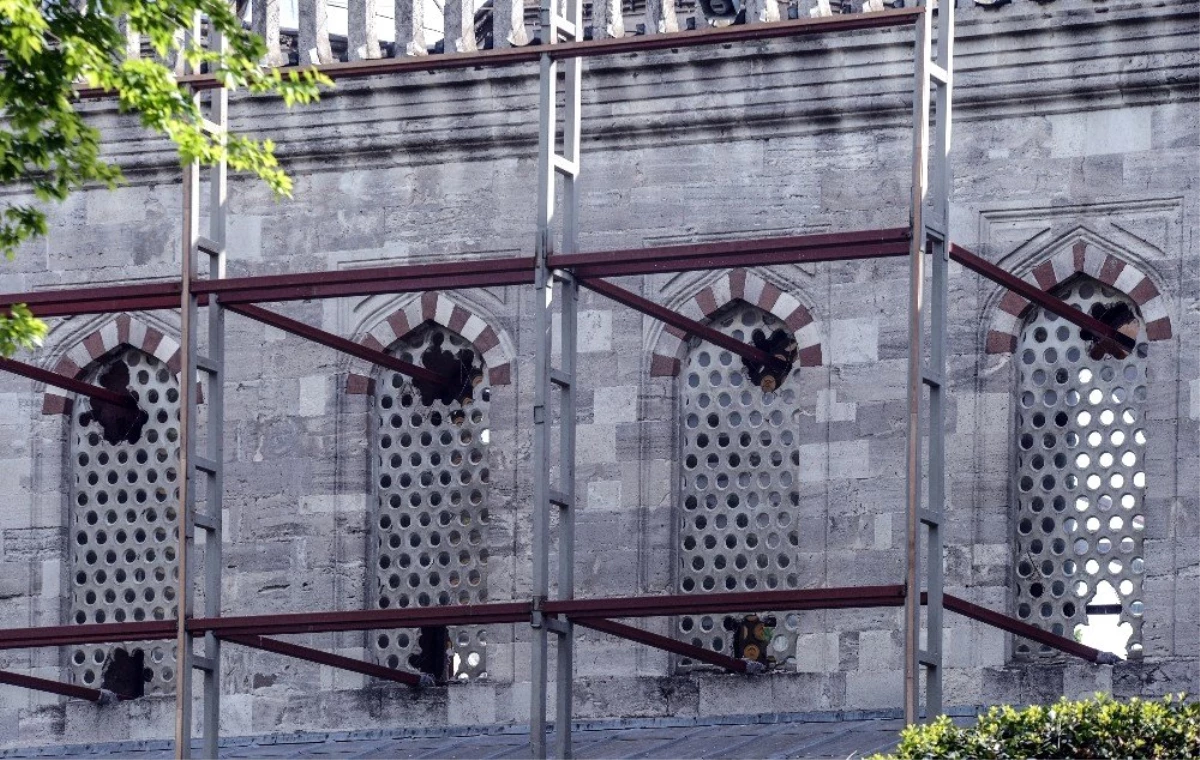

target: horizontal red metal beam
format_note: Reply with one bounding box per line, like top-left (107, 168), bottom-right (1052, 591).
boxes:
top-left (74, 10), bottom-right (921, 99)
top-left (222, 634), bottom-right (425, 687)
top-left (29, 296), bottom-right (185, 318)
top-left (0, 228), bottom-right (909, 318)
top-left (573, 617), bottom-right (749, 673)
top-left (0, 586), bottom-right (906, 650)
top-left (192, 587), bottom-right (902, 637)
top-left (0, 281), bottom-right (190, 318)
top-left (1, 295), bottom-right (186, 319)
top-left (948, 244), bottom-right (1137, 354)
top-left (578, 278), bottom-right (775, 367)
top-left (223, 303), bottom-right (444, 386)
top-left (545, 585), bottom-right (906, 619)
top-left (551, 228), bottom-right (911, 279)
top-left (0, 587), bottom-right (1113, 701)
top-left (189, 602), bottom-right (532, 638)
top-left (3, 281), bottom-right (183, 308)
top-left (212, 271), bottom-right (535, 307)
top-left (0, 587), bottom-right (1115, 673)
top-left (0, 669), bottom-right (105, 702)
top-left (195, 257), bottom-right (535, 299)
top-left (935, 593), bottom-right (1109, 664)
top-left (0, 621), bottom-right (175, 651)
top-left (0, 357), bottom-right (135, 407)
top-left (194, 230), bottom-right (908, 303)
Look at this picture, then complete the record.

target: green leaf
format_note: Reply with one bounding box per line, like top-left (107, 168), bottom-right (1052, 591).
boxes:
top-left (0, 303), bottom-right (48, 357)
top-left (869, 694), bottom-right (1200, 760)
top-left (0, 0), bottom-right (332, 355)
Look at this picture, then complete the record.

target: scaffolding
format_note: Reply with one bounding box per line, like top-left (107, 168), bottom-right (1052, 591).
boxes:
top-left (0, 4), bottom-right (1135, 758)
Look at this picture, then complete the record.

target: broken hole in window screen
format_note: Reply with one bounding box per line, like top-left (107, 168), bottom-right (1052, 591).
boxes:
top-left (412, 331), bottom-right (485, 407)
top-left (371, 324), bottom-right (491, 681)
top-left (677, 303), bottom-right (801, 670)
top-left (1013, 278), bottom-right (1147, 660)
top-left (100, 648), bottom-right (145, 700)
top-left (743, 327), bottom-right (797, 393)
top-left (77, 360), bottom-right (149, 445)
top-left (1080, 301), bottom-right (1139, 361)
top-left (68, 346), bottom-right (179, 692)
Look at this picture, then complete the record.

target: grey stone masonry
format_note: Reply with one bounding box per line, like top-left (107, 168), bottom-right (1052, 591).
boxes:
top-left (348, 0), bottom-right (382, 61)
top-left (251, 0), bottom-right (285, 66)
top-left (298, 0), bottom-right (333, 64)
top-left (0, 0), bottom-right (1195, 748)
top-left (443, 0), bottom-right (478, 53)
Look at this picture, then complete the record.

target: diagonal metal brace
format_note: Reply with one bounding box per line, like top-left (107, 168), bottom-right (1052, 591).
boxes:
top-left (573, 617), bottom-right (750, 674)
top-left (224, 303), bottom-right (447, 386)
top-left (222, 634), bottom-right (425, 687)
top-left (927, 592), bottom-right (1112, 664)
top-left (948, 244), bottom-right (1138, 356)
top-left (0, 669), bottom-right (126, 702)
top-left (0, 357), bottom-right (137, 408)
top-left (576, 277), bottom-right (781, 370)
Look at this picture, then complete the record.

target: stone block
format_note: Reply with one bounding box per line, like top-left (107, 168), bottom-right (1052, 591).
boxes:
top-left (794, 632), bottom-right (839, 673)
top-left (845, 670), bottom-right (904, 709)
top-left (943, 667), bottom-right (984, 707)
top-left (829, 319), bottom-right (880, 365)
top-left (1063, 660), bottom-right (1112, 700)
top-left (575, 424), bottom-right (617, 464)
top-left (38, 559), bottom-right (59, 600)
top-left (797, 440), bottom-right (871, 483)
top-left (86, 187), bottom-right (147, 225)
top-left (873, 512), bottom-right (893, 550)
top-left (593, 385), bottom-right (639, 423)
top-left (1049, 107), bottom-right (1153, 158)
top-left (585, 479), bottom-right (622, 511)
top-left (2, 528), bottom-right (63, 561)
top-left (553, 310), bottom-right (612, 355)
top-left (858, 629), bottom-right (903, 671)
top-left (816, 389), bottom-right (857, 423)
top-left (298, 494), bottom-right (367, 515)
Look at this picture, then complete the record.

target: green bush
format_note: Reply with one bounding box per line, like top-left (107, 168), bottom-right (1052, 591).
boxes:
top-left (874, 694), bottom-right (1200, 759)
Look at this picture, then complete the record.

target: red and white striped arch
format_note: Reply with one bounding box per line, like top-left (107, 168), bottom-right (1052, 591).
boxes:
top-left (41, 314), bottom-right (182, 416)
top-left (648, 269), bottom-right (823, 378)
top-left (985, 240), bottom-right (1172, 355)
top-left (348, 292), bottom-right (513, 395)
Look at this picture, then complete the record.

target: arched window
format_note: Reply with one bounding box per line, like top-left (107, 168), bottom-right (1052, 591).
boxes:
top-left (68, 346), bottom-right (179, 691)
top-left (1014, 277), bottom-right (1147, 659)
top-left (677, 302), bottom-right (802, 669)
top-left (370, 323), bottom-right (492, 681)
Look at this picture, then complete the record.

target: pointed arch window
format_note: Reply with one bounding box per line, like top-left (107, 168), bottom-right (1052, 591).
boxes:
top-left (1013, 277), bottom-right (1148, 659)
top-left (370, 323), bottom-right (492, 681)
top-left (68, 346), bottom-right (180, 691)
top-left (676, 302), bottom-right (803, 669)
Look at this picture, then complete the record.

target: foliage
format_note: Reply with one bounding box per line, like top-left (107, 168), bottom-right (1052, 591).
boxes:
top-left (874, 694), bottom-right (1200, 759)
top-left (0, 0), bottom-right (331, 355)
top-left (0, 302), bottom-right (46, 355)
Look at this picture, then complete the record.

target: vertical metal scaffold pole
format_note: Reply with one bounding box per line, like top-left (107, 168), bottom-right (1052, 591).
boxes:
top-left (175, 9), bottom-right (229, 758)
top-left (530, 0), bottom-right (582, 754)
top-left (923, 0), bottom-right (954, 720)
top-left (903, 0), bottom-right (953, 725)
top-left (553, 26), bottom-right (582, 758)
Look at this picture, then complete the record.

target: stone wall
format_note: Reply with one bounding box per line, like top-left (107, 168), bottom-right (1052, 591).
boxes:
top-left (0, 0), bottom-right (1195, 746)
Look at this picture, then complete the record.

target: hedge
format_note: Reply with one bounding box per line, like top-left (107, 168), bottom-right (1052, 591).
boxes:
top-left (874, 694), bottom-right (1200, 759)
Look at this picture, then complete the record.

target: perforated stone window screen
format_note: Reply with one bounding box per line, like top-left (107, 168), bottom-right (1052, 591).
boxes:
top-left (67, 346), bottom-right (179, 691)
top-left (1014, 278), bottom-right (1147, 658)
top-left (370, 324), bottom-right (491, 681)
top-left (676, 303), bottom-right (802, 668)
